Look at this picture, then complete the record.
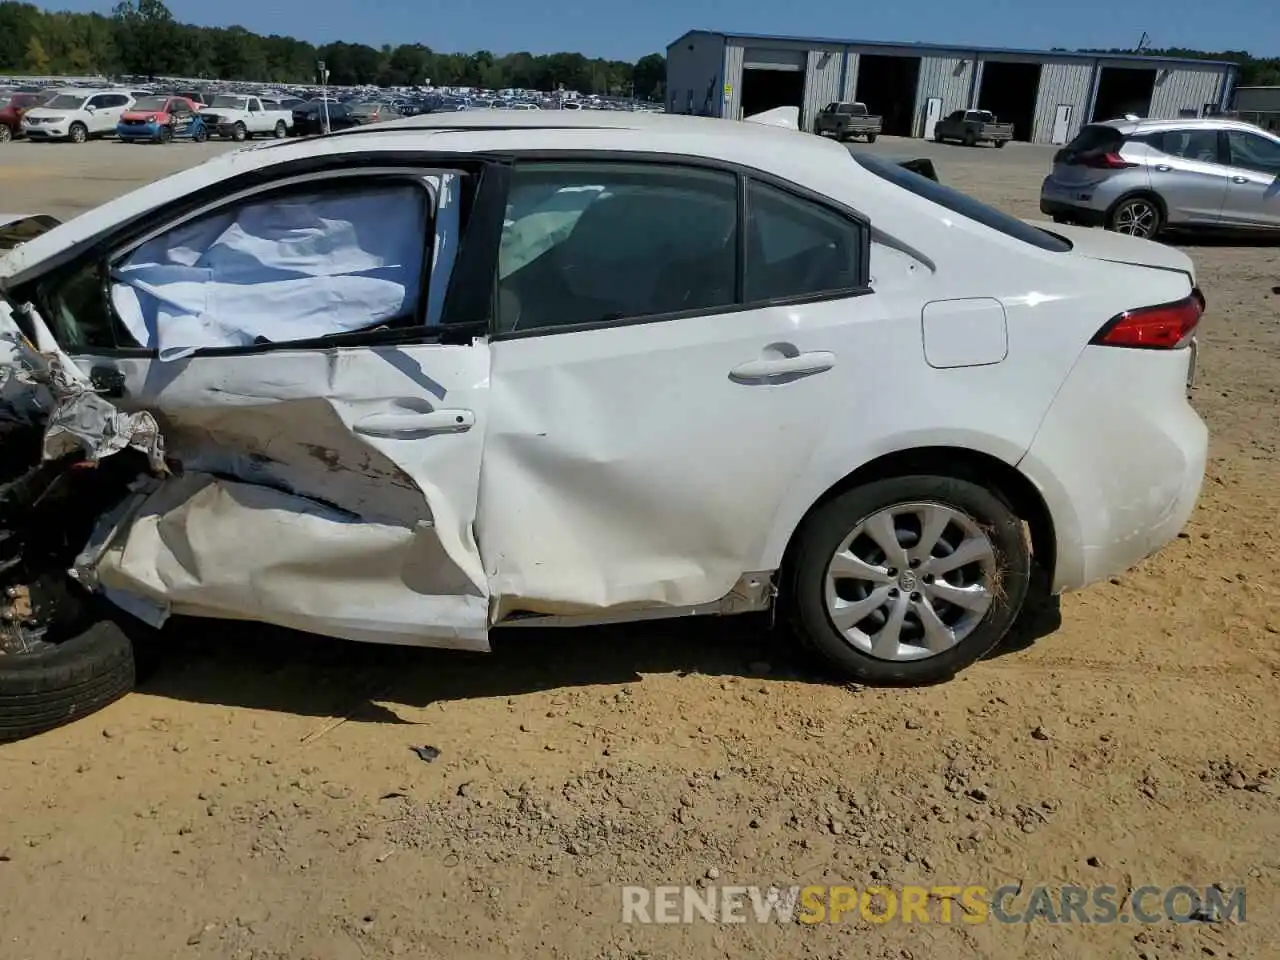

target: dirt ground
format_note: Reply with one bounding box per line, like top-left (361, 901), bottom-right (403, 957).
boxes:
top-left (0, 133), bottom-right (1277, 960)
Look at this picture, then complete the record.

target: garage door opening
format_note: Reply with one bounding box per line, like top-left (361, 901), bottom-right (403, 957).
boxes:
top-left (976, 61), bottom-right (1041, 142)
top-left (740, 68), bottom-right (805, 124)
top-left (855, 55), bottom-right (922, 137)
top-left (1091, 67), bottom-right (1156, 121)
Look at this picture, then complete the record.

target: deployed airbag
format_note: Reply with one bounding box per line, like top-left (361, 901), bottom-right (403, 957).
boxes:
top-left (110, 184), bottom-right (429, 360)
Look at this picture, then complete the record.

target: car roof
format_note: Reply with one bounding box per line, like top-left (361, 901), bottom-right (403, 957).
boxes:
top-left (1093, 116), bottom-right (1275, 136)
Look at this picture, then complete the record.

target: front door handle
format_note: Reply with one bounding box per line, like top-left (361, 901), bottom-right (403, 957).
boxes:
top-left (1155, 164), bottom-right (1171, 172)
top-left (729, 351), bottom-right (836, 384)
top-left (352, 409), bottom-right (474, 438)
top-left (1232, 175), bottom-right (1249, 183)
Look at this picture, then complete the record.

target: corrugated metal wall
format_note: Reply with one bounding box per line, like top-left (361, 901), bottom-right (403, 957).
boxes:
top-left (1149, 66), bottom-right (1231, 118)
top-left (803, 46), bottom-right (845, 131)
top-left (841, 52), bottom-right (860, 101)
top-left (723, 42), bottom-right (744, 119)
top-left (1234, 87), bottom-right (1280, 112)
top-left (914, 55), bottom-right (975, 136)
top-left (665, 32), bottom-right (727, 118)
top-left (1031, 60), bottom-right (1094, 143)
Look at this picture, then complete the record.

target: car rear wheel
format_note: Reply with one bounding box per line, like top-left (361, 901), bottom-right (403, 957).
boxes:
top-left (232, 122), bottom-right (247, 142)
top-left (1107, 195), bottom-right (1163, 239)
top-left (865, 133), bottom-right (877, 143)
top-left (787, 475), bottom-right (1030, 684)
top-left (68, 122), bottom-right (87, 144)
top-left (0, 125), bottom-right (11, 143)
top-left (994, 139), bottom-right (1007, 148)
top-left (963, 131), bottom-right (977, 146)
top-left (273, 120), bottom-right (287, 138)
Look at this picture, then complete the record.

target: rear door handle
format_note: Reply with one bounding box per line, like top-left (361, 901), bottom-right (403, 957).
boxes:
top-left (1154, 164), bottom-right (1171, 172)
top-left (352, 409), bottom-right (474, 438)
top-left (1232, 175), bottom-right (1249, 184)
top-left (729, 351), bottom-right (836, 384)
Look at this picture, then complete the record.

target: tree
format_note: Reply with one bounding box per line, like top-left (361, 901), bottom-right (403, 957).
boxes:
top-left (22, 33), bottom-right (47, 73)
top-left (111, 0), bottom-right (180, 77)
top-left (633, 53), bottom-right (666, 101)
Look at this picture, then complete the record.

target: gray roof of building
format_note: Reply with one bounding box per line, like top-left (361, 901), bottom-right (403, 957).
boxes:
top-left (669, 30), bottom-right (1239, 70)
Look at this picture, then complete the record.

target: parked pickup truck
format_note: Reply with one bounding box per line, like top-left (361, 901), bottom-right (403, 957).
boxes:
top-left (199, 95), bottom-right (291, 142)
top-left (933, 109), bottom-right (1014, 147)
top-left (814, 101), bottom-right (882, 142)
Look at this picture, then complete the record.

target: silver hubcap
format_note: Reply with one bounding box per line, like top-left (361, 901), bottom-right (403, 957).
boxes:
top-left (1114, 201), bottom-right (1157, 237)
top-left (824, 502), bottom-right (998, 662)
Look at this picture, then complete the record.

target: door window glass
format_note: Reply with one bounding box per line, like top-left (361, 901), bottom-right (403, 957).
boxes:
top-left (97, 182), bottom-right (430, 359)
top-left (1226, 131), bottom-right (1280, 175)
top-left (744, 179), bottom-right (863, 302)
top-left (1160, 129), bottom-right (1220, 163)
top-left (496, 162), bottom-right (737, 333)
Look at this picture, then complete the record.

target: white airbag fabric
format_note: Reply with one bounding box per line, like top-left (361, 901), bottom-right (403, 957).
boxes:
top-left (110, 184), bottom-right (428, 361)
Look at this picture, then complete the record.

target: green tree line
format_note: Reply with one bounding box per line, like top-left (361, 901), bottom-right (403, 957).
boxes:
top-left (0, 0), bottom-right (670, 98)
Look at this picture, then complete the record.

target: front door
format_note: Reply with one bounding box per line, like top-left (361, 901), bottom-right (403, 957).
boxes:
top-left (1219, 129), bottom-right (1280, 228)
top-left (38, 165), bottom-right (491, 647)
top-left (923, 97), bottom-right (943, 141)
top-left (1051, 104), bottom-right (1072, 144)
top-left (478, 158), bottom-right (874, 618)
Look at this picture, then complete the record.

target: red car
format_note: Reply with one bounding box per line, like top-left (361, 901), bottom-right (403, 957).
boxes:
top-left (0, 92), bottom-right (49, 143)
top-left (116, 95), bottom-right (204, 143)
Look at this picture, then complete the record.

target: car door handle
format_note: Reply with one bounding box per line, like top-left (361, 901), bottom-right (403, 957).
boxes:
top-left (1232, 175), bottom-right (1249, 183)
top-left (352, 409), bottom-right (474, 438)
top-left (1155, 164), bottom-right (1171, 172)
top-left (729, 351), bottom-right (836, 384)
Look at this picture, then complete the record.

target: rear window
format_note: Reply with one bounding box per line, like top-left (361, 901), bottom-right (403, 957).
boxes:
top-left (851, 153), bottom-right (1072, 252)
top-left (1064, 124), bottom-right (1126, 154)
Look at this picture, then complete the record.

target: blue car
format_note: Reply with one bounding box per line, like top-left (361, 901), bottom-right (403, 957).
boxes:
top-left (116, 96), bottom-right (209, 143)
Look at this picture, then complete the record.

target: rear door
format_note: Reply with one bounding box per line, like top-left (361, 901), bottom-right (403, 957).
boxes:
top-left (479, 158), bottom-right (871, 618)
top-left (1219, 129), bottom-right (1280, 229)
top-left (1146, 128), bottom-right (1231, 224)
top-left (26, 161), bottom-right (491, 647)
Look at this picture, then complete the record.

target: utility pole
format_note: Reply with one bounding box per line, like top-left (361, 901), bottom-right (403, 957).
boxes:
top-left (1135, 32), bottom-right (1150, 54)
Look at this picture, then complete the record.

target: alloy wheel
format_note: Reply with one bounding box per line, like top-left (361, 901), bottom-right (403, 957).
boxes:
top-left (823, 501), bottom-right (997, 662)
top-left (1112, 199), bottom-right (1159, 238)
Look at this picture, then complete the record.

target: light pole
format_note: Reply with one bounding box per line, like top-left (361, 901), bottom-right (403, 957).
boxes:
top-left (318, 59), bottom-right (330, 134)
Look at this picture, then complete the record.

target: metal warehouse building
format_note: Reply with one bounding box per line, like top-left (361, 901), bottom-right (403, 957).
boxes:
top-left (666, 30), bottom-right (1239, 145)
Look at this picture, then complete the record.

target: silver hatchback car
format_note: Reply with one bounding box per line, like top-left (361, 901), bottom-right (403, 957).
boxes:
top-left (1040, 117), bottom-right (1280, 238)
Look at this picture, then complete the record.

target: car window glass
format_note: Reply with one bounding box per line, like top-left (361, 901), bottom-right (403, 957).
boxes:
top-left (496, 162), bottom-right (737, 334)
top-left (1160, 130), bottom-right (1221, 163)
top-left (745, 180), bottom-right (863, 302)
top-left (1226, 131), bottom-right (1280, 174)
top-left (34, 182), bottom-right (431, 359)
top-left (107, 95), bottom-right (130, 108)
top-left (851, 152), bottom-right (1072, 252)
top-left (86, 95), bottom-right (108, 108)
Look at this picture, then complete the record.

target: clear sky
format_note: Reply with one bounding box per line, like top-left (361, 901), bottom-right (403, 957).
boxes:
top-left (47, 0), bottom-right (1279, 62)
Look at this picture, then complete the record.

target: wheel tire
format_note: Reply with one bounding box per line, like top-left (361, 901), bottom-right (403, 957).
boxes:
top-left (786, 475), bottom-right (1031, 685)
top-left (1107, 194), bottom-right (1164, 240)
top-left (0, 620), bottom-right (135, 742)
top-left (0, 125), bottom-right (11, 143)
top-left (232, 122), bottom-right (247, 142)
top-left (193, 125), bottom-right (207, 143)
top-left (865, 133), bottom-right (877, 143)
top-left (963, 132), bottom-right (977, 147)
top-left (994, 139), bottom-right (1007, 148)
top-left (158, 125), bottom-right (172, 144)
top-left (69, 122), bottom-right (88, 144)
top-left (273, 120), bottom-right (287, 138)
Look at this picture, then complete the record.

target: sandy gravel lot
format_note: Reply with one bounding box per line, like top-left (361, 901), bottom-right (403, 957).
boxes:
top-left (0, 133), bottom-right (1277, 960)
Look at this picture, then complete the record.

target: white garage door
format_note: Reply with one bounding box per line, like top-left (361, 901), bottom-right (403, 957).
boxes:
top-left (743, 47), bottom-right (806, 72)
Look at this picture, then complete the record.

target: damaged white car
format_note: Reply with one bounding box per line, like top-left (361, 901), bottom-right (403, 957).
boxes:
top-left (0, 111), bottom-right (1207, 739)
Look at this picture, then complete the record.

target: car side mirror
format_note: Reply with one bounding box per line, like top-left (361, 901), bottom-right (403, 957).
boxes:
top-left (84, 104), bottom-right (97, 113)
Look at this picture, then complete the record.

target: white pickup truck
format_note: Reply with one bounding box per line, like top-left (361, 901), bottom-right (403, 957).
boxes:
top-left (199, 95), bottom-right (292, 141)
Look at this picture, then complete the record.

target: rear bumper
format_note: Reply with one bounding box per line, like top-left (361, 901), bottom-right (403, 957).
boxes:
top-left (1039, 198), bottom-right (1107, 227)
top-left (1019, 344), bottom-right (1206, 593)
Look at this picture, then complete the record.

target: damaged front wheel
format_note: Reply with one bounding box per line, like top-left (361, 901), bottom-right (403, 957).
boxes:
top-left (0, 618), bottom-right (135, 742)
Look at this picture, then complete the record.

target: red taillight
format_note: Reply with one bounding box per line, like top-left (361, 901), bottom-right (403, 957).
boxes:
top-left (1091, 292), bottom-right (1204, 349)
top-left (1079, 151), bottom-right (1136, 169)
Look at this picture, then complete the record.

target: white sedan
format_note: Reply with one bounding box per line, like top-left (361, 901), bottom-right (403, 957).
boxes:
top-left (0, 111), bottom-right (1206, 737)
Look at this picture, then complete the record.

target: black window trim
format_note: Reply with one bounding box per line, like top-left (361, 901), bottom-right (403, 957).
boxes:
top-left (482, 149), bottom-right (873, 343)
top-left (22, 153), bottom-right (494, 359)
